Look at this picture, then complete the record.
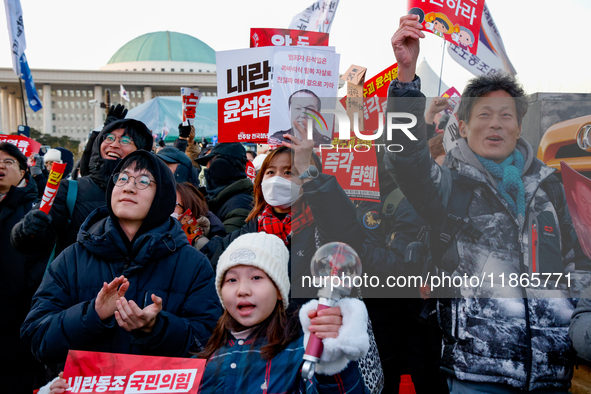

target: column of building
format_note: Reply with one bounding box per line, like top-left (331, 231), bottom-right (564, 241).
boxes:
top-left (0, 88), bottom-right (8, 133)
top-left (42, 84), bottom-right (52, 134)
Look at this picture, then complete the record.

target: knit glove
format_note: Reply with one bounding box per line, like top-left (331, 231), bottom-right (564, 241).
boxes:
top-left (300, 298), bottom-right (369, 375)
top-left (30, 153), bottom-right (44, 176)
top-left (104, 104), bottom-right (127, 126)
top-left (20, 209), bottom-right (52, 236)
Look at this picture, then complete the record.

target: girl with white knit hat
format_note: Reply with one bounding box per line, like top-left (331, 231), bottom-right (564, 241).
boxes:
top-left (198, 232), bottom-right (371, 394)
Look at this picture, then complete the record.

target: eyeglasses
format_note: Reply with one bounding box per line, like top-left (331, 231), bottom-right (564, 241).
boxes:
top-left (104, 133), bottom-right (134, 146)
top-left (113, 172), bottom-right (156, 190)
top-left (176, 202), bottom-right (184, 210)
top-left (0, 158), bottom-right (17, 167)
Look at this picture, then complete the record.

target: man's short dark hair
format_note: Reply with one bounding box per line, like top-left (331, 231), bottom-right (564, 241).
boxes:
top-left (457, 72), bottom-right (528, 126)
top-left (288, 89), bottom-right (321, 111)
top-left (120, 153), bottom-right (154, 175)
top-left (0, 142), bottom-right (27, 171)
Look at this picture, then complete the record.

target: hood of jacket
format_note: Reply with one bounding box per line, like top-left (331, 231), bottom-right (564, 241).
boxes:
top-left (78, 206), bottom-right (188, 265)
top-left (206, 177), bottom-right (253, 212)
top-left (105, 150), bottom-right (176, 246)
top-left (89, 119), bottom-right (154, 189)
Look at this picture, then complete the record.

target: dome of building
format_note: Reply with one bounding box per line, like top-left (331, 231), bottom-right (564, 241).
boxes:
top-left (100, 31), bottom-right (216, 73)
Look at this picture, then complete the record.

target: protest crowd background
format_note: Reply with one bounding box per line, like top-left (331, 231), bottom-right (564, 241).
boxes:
top-left (3, 1), bottom-right (591, 394)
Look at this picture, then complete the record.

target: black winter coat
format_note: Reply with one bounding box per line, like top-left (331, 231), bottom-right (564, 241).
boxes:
top-left (21, 207), bottom-right (222, 364)
top-left (0, 174), bottom-right (46, 383)
top-left (201, 174), bottom-right (363, 303)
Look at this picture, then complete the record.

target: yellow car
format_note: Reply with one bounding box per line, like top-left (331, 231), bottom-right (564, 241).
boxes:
top-left (537, 114), bottom-right (591, 179)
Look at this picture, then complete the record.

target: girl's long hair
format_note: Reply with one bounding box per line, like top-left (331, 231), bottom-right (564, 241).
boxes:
top-left (245, 146), bottom-right (293, 223)
top-left (199, 299), bottom-right (301, 361)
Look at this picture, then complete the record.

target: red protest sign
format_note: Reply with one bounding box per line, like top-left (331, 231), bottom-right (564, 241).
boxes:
top-left (246, 159), bottom-right (256, 182)
top-left (0, 133), bottom-right (41, 157)
top-left (216, 47), bottom-right (274, 143)
top-left (321, 138), bottom-right (380, 202)
top-left (218, 90), bottom-right (271, 143)
top-left (250, 28), bottom-right (329, 48)
top-left (340, 63), bottom-right (398, 133)
top-left (39, 162), bottom-right (66, 214)
top-left (63, 350), bottom-right (206, 394)
top-left (407, 0), bottom-right (484, 55)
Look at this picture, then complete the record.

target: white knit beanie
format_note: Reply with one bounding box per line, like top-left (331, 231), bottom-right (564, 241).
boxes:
top-left (216, 232), bottom-right (290, 309)
top-left (43, 149), bottom-right (62, 164)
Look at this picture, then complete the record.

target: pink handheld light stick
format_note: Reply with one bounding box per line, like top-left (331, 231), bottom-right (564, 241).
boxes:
top-left (301, 242), bottom-right (362, 381)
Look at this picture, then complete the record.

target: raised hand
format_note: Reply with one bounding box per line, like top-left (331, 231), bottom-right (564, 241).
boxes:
top-left (391, 14), bottom-right (425, 82)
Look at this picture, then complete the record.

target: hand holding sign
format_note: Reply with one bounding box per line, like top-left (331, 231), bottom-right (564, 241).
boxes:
top-left (283, 120), bottom-right (314, 178)
top-left (391, 14), bottom-right (425, 82)
top-left (95, 275), bottom-right (129, 321)
top-left (115, 294), bottom-right (163, 333)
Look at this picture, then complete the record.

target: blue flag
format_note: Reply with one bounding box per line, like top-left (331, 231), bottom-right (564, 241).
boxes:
top-left (19, 53), bottom-right (42, 112)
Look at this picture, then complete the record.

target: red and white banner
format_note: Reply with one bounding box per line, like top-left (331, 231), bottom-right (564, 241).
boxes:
top-left (216, 47), bottom-right (274, 143)
top-left (407, 0), bottom-right (485, 55)
top-left (340, 63), bottom-right (398, 133)
top-left (63, 350), bottom-right (206, 394)
top-left (181, 87), bottom-right (203, 126)
top-left (447, 3), bottom-right (517, 77)
top-left (39, 162), bottom-right (66, 214)
top-left (0, 133), bottom-right (41, 157)
top-left (250, 28), bottom-right (329, 48)
top-left (321, 138), bottom-right (380, 202)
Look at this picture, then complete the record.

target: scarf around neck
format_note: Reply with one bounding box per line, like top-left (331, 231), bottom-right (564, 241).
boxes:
top-left (475, 150), bottom-right (526, 221)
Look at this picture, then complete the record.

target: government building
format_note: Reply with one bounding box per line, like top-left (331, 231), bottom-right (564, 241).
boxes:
top-left (0, 31), bottom-right (217, 141)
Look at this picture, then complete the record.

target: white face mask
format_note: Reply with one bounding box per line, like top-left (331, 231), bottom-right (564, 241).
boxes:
top-left (261, 176), bottom-right (301, 209)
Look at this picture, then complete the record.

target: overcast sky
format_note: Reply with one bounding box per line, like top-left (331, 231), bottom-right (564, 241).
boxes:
top-left (1, 0), bottom-right (590, 95)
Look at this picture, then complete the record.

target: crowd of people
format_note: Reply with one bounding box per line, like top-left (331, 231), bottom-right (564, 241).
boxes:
top-left (2, 15), bottom-right (591, 394)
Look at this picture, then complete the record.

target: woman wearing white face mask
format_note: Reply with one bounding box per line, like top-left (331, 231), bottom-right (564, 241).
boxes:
top-left (201, 132), bottom-right (363, 306)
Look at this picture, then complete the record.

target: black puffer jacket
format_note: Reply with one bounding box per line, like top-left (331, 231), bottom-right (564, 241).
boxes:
top-left (11, 119), bottom-right (153, 257)
top-left (383, 78), bottom-right (591, 391)
top-left (0, 173), bottom-right (45, 388)
top-left (201, 174), bottom-right (363, 303)
top-left (21, 151), bottom-right (221, 364)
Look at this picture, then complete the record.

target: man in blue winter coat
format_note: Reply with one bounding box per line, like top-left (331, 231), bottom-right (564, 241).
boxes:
top-left (21, 150), bottom-right (222, 364)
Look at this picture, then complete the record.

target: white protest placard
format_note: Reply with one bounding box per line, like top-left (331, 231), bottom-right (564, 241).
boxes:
top-left (216, 47), bottom-right (274, 143)
top-left (181, 87), bottom-right (203, 126)
top-left (267, 46), bottom-right (339, 147)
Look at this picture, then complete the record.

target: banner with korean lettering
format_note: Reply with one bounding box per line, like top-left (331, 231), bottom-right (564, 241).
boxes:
top-left (407, 0), bottom-right (484, 55)
top-left (267, 46), bottom-right (339, 147)
top-left (289, 0), bottom-right (340, 34)
top-left (251, 28), bottom-right (329, 48)
top-left (340, 63), bottom-right (398, 133)
top-left (0, 133), bottom-right (40, 157)
top-left (181, 87), bottom-right (203, 126)
top-left (321, 138), bottom-right (380, 202)
top-left (216, 47), bottom-right (273, 143)
top-left (447, 3), bottom-right (517, 77)
top-left (63, 350), bottom-right (205, 394)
